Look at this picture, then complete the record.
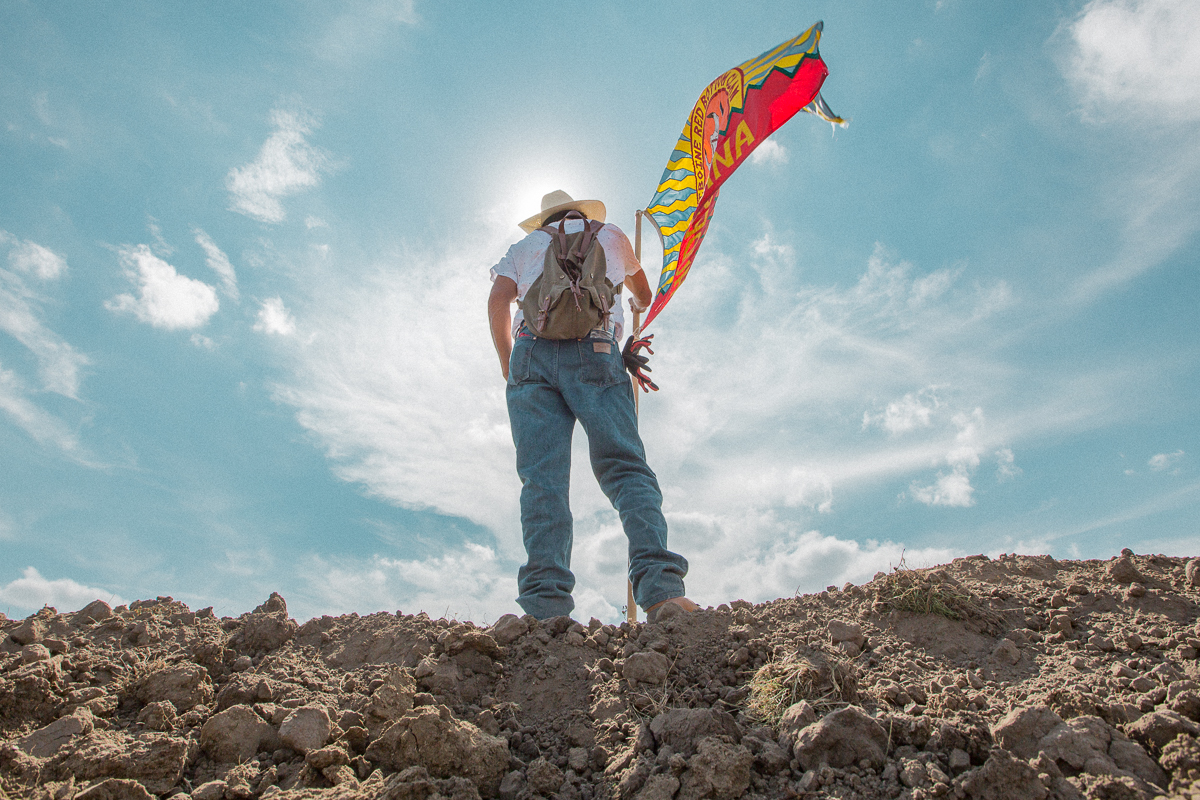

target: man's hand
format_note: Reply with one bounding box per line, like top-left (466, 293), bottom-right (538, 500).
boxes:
top-left (488, 277), bottom-right (517, 381)
top-left (623, 334), bottom-right (659, 392)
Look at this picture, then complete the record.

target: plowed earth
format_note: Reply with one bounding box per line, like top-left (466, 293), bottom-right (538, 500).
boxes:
top-left (4, 552), bottom-right (1200, 800)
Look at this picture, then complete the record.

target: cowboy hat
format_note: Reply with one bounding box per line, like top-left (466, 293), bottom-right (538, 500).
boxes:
top-left (519, 190), bottom-right (606, 233)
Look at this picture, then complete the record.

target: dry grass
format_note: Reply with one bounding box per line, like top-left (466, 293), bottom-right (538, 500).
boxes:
top-left (745, 652), bottom-right (857, 727)
top-left (873, 558), bottom-right (1001, 631)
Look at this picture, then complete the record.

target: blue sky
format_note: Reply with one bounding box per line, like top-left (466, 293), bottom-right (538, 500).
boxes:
top-left (2, 0), bottom-right (1197, 624)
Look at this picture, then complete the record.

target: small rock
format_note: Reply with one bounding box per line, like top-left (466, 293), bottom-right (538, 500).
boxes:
top-left (364, 706), bottom-right (509, 796)
top-left (792, 706), bottom-right (888, 770)
top-left (9, 618), bottom-right (45, 645)
top-left (136, 700), bottom-right (179, 732)
top-left (649, 708), bottom-right (741, 757)
top-left (677, 737), bottom-right (752, 800)
top-left (779, 700), bottom-right (817, 744)
top-left (1107, 555), bottom-right (1144, 585)
top-left (280, 706), bottom-right (332, 754)
top-left (960, 749), bottom-right (1048, 800)
top-left (200, 705), bottom-right (278, 763)
top-left (17, 708), bottom-right (94, 758)
top-left (1126, 709), bottom-right (1200, 751)
top-left (192, 781), bottom-right (227, 800)
top-left (992, 638), bottom-right (1020, 665)
top-left (20, 643), bottom-right (51, 663)
top-left (624, 651), bottom-right (671, 687)
top-left (567, 746), bottom-right (589, 772)
top-left (526, 756), bottom-right (564, 794)
top-left (490, 614), bottom-right (529, 646)
top-left (992, 706), bottom-right (1065, 761)
top-left (74, 600), bottom-right (113, 624)
top-left (369, 666), bottom-right (416, 722)
top-left (306, 745), bottom-right (350, 770)
top-left (1187, 559), bottom-right (1200, 587)
top-left (136, 663), bottom-right (214, 711)
top-left (1126, 583), bottom-right (1146, 599)
top-left (498, 770), bottom-right (525, 800)
top-left (828, 620), bottom-right (865, 649)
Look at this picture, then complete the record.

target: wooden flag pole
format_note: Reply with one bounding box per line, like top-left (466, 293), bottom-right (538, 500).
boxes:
top-left (626, 210), bottom-right (644, 625)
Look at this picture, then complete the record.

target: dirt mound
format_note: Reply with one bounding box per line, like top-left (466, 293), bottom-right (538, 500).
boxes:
top-left (4, 553), bottom-right (1200, 799)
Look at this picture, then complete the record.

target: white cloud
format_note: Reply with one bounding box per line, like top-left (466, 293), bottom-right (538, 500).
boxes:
top-left (295, 544), bottom-right (509, 623)
top-left (254, 297), bottom-right (297, 336)
top-left (106, 244), bottom-right (219, 330)
top-left (0, 236), bottom-right (88, 399)
top-left (1149, 449), bottom-right (1184, 472)
top-left (749, 139), bottom-right (789, 166)
top-left (190, 333), bottom-right (215, 350)
top-left (305, 216), bottom-right (328, 230)
top-left (0, 364), bottom-right (80, 453)
top-left (317, 0), bottom-right (420, 64)
top-left (0, 567), bottom-right (125, 616)
top-left (192, 228), bottom-right (239, 301)
top-left (1066, 0), bottom-right (1200, 121)
top-left (996, 448), bottom-right (1021, 481)
top-left (910, 409), bottom-right (988, 508)
top-left (226, 109), bottom-right (329, 224)
top-left (5, 237), bottom-right (66, 280)
top-left (260, 222), bottom-right (1123, 619)
top-left (864, 388), bottom-right (941, 434)
top-left (911, 467), bottom-right (975, 508)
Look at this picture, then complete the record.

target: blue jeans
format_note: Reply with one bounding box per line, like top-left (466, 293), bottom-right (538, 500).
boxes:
top-left (506, 332), bottom-right (688, 619)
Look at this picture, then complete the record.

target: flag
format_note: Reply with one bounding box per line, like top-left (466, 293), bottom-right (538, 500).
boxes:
top-left (641, 22), bottom-right (844, 329)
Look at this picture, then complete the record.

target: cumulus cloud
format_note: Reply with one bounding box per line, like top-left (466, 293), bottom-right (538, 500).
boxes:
top-left (0, 567), bottom-right (125, 615)
top-left (226, 109), bottom-right (329, 224)
top-left (260, 221), bottom-right (1059, 618)
top-left (192, 228), bottom-right (239, 300)
top-left (1066, 0), bottom-right (1200, 121)
top-left (910, 409), bottom-right (988, 508)
top-left (750, 139), bottom-right (789, 166)
top-left (254, 297), bottom-right (297, 336)
top-left (295, 543), bottom-right (509, 623)
top-left (1149, 450), bottom-right (1184, 472)
top-left (105, 244), bottom-right (219, 330)
top-left (864, 388), bottom-right (941, 434)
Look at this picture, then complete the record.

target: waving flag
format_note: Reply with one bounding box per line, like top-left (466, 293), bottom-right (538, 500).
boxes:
top-left (641, 22), bottom-right (844, 329)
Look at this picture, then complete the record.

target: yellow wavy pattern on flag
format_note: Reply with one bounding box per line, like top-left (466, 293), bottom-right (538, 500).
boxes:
top-left (643, 22), bottom-right (844, 329)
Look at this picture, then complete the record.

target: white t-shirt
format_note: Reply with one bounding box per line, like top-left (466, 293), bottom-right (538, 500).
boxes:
top-left (490, 220), bottom-right (642, 340)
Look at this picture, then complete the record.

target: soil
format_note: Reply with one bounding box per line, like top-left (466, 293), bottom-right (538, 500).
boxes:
top-left (4, 551), bottom-right (1200, 800)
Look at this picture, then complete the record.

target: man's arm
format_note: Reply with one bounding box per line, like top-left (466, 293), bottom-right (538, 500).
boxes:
top-left (488, 276), bottom-right (518, 380)
top-left (626, 269), bottom-right (653, 312)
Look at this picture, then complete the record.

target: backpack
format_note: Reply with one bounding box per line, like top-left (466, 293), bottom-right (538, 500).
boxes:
top-left (520, 211), bottom-right (616, 340)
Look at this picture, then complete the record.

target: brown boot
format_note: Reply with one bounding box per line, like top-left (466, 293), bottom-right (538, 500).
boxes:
top-left (645, 596), bottom-right (700, 623)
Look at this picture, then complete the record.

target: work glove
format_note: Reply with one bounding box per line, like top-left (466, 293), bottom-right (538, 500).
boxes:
top-left (622, 334), bottom-right (659, 392)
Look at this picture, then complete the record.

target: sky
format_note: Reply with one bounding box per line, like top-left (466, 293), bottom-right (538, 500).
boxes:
top-left (1, 0), bottom-right (1198, 625)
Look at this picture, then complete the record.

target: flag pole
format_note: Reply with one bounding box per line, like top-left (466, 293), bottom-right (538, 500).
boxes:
top-left (626, 210), bottom-right (644, 625)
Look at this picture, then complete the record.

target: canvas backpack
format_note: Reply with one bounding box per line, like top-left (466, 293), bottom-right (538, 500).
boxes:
top-left (520, 211), bottom-right (616, 340)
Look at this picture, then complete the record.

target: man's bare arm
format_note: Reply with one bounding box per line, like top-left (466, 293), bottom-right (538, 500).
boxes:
top-left (488, 276), bottom-right (518, 380)
top-left (626, 269), bottom-right (653, 312)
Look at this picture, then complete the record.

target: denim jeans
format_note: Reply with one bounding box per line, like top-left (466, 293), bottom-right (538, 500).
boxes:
top-left (506, 331), bottom-right (688, 619)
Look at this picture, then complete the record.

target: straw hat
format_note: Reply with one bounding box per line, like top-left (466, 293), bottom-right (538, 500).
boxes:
top-left (519, 190), bottom-right (606, 233)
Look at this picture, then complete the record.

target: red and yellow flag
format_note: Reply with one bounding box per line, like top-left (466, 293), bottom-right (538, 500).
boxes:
top-left (642, 22), bottom-right (844, 328)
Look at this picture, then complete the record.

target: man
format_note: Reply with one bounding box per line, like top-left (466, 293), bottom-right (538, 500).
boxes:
top-left (488, 190), bottom-right (698, 622)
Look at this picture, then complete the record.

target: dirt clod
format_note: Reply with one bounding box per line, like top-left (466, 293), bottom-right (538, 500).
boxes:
top-left (4, 554), bottom-right (1200, 799)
